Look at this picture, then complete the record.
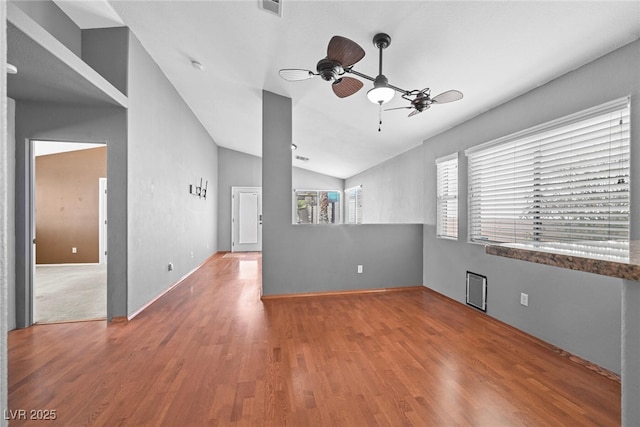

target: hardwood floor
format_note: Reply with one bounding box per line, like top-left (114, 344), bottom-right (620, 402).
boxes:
top-left (8, 252), bottom-right (620, 426)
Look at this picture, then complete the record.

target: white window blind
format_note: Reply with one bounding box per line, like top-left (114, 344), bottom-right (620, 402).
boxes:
top-left (345, 185), bottom-right (363, 224)
top-left (466, 98), bottom-right (630, 245)
top-left (436, 153), bottom-right (458, 239)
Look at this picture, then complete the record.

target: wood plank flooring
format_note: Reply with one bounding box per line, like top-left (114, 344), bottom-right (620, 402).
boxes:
top-left (8, 252), bottom-right (620, 426)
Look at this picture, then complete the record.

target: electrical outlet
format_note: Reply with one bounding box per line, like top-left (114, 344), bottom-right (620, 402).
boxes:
top-left (72, 247), bottom-right (77, 254)
top-left (520, 293), bottom-right (529, 306)
top-left (357, 265), bottom-right (363, 274)
top-left (190, 251), bottom-right (194, 259)
top-left (168, 263), bottom-right (174, 272)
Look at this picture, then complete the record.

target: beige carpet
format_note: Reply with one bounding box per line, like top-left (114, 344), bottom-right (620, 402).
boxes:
top-left (34, 264), bottom-right (107, 323)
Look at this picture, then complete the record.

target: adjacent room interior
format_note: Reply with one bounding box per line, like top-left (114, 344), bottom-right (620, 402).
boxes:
top-left (33, 141), bottom-right (107, 323)
top-left (1, 0), bottom-right (640, 425)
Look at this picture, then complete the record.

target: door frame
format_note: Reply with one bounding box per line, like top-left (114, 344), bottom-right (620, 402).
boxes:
top-left (99, 177), bottom-right (108, 265)
top-left (30, 140), bottom-right (108, 324)
top-left (231, 186), bottom-right (262, 252)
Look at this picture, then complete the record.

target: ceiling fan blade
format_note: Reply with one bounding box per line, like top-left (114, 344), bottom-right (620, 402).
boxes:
top-left (385, 106), bottom-right (412, 111)
top-left (332, 77), bottom-right (363, 98)
top-left (279, 69), bottom-right (316, 82)
top-left (408, 109), bottom-right (422, 117)
top-left (327, 36), bottom-right (365, 67)
top-left (432, 90), bottom-right (463, 104)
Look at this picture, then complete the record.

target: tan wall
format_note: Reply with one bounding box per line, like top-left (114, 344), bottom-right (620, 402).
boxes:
top-left (35, 146), bottom-right (107, 264)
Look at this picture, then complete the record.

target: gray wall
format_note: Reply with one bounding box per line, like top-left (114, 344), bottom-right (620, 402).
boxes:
top-left (262, 90), bottom-right (422, 296)
top-left (293, 166), bottom-right (344, 192)
top-left (2, 1), bottom-right (9, 420)
top-left (10, 0), bottom-right (81, 57)
top-left (217, 146), bottom-right (345, 251)
top-left (13, 102), bottom-right (128, 324)
top-left (217, 148), bottom-right (262, 251)
top-left (6, 99), bottom-right (15, 331)
top-left (423, 40), bottom-right (640, 374)
top-left (126, 33), bottom-right (218, 316)
top-left (82, 27), bottom-right (129, 96)
top-left (345, 145), bottom-right (424, 224)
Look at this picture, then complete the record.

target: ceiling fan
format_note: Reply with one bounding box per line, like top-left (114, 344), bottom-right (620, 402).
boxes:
top-left (278, 35), bottom-right (366, 98)
top-left (279, 33), bottom-right (463, 117)
top-left (385, 88), bottom-right (464, 117)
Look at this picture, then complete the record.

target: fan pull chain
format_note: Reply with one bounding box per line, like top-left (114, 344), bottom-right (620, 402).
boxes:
top-left (378, 103), bottom-right (383, 132)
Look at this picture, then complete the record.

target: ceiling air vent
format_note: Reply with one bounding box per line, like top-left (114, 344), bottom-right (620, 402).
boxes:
top-left (260, 0), bottom-right (282, 17)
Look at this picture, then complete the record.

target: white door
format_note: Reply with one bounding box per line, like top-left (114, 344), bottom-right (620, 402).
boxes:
top-left (99, 178), bottom-right (108, 264)
top-left (232, 187), bottom-right (262, 252)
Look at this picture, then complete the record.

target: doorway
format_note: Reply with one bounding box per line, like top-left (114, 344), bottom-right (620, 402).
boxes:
top-left (231, 187), bottom-right (262, 252)
top-left (32, 140), bottom-right (107, 323)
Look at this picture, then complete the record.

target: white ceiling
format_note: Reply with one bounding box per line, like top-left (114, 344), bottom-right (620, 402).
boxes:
top-left (55, 0), bottom-right (640, 179)
top-left (34, 141), bottom-right (105, 157)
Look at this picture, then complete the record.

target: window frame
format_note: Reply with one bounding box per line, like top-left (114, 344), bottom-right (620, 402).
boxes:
top-left (465, 97), bottom-right (630, 248)
top-left (293, 189), bottom-right (342, 225)
top-left (344, 185), bottom-right (363, 224)
top-left (436, 153), bottom-right (459, 240)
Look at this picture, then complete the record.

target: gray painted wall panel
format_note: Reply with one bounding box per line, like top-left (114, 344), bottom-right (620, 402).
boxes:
top-left (346, 145), bottom-right (424, 224)
top-left (127, 33), bottom-right (218, 316)
top-left (262, 91), bottom-right (422, 296)
top-left (217, 147), bottom-right (344, 251)
top-left (293, 167), bottom-right (344, 192)
top-left (423, 40), bottom-right (640, 373)
top-left (217, 148), bottom-right (262, 252)
top-left (7, 99), bottom-right (16, 331)
top-left (2, 3), bottom-right (8, 419)
top-left (13, 102), bottom-right (128, 323)
top-left (82, 27), bottom-right (129, 96)
top-left (10, 0), bottom-right (81, 57)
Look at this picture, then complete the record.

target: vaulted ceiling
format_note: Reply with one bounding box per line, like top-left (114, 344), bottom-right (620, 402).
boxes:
top-left (54, 1), bottom-right (640, 179)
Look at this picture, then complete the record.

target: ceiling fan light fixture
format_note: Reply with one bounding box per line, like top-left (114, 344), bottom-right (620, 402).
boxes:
top-left (367, 75), bottom-right (395, 104)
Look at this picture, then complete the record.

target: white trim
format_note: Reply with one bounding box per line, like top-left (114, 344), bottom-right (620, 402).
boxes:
top-left (465, 96), bottom-right (630, 156)
top-left (99, 177), bottom-right (107, 265)
top-left (435, 152), bottom-right (458, 164)
top-left (231, 186), bottom-right (262, 252)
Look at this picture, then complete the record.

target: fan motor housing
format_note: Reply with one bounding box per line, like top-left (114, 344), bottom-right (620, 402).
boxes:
top-left (316, 58), bottom-right (343, 81)
top-left (413, 94), bottom-right (432, 111)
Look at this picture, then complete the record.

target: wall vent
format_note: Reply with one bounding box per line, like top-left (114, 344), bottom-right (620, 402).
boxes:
top-left (466, 271), bottom-right (487, 312)
top-left (295, 155), bottom-right (309, 162)
top-left (260, 0), bottom-right (282, 17)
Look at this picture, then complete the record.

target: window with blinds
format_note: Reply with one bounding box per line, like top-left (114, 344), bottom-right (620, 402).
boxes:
top-left (436, 153), bottom-right (458, 239)
top-left (466, 97), bottom-right (630, 246)
top-left (345, 185), bottom-right (363, 224)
